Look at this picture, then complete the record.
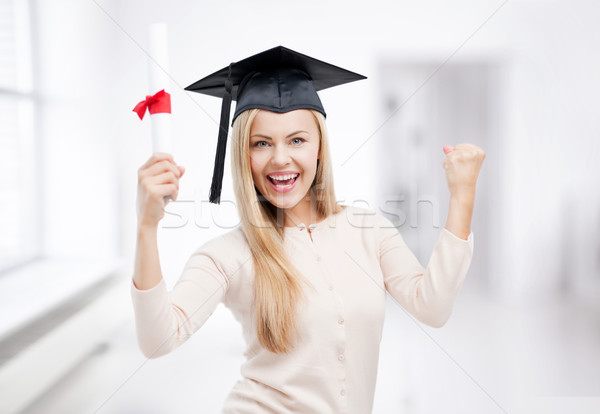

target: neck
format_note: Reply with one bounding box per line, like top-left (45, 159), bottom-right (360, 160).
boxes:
top-left (282, 197), bottom-right (323, 228)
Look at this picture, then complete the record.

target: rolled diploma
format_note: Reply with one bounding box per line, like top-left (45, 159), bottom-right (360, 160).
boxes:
top-left (147, 23), bottom-right (172, 154)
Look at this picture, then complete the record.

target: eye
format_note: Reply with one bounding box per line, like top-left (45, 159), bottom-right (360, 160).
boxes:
top-left (291, 138), bottom-right (305, 145)
top-left (253, 141), bottom-right (269, 148)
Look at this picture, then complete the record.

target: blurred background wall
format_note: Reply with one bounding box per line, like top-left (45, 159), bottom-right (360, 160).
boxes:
top-left (1, 0), bottom-right (599, 413)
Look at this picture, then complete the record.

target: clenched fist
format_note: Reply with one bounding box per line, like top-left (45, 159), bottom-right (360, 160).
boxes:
top-left (442, 143), bottom-right (485, 198)
top-left (137, 152), bottom-right (185, 228)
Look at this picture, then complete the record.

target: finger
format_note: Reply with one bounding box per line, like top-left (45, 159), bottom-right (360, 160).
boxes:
top-left (178, 165), bottom-right (185, 176)
top-left (148, 170), bottom-right (179, 186)
top-left (139, 152), bottom-right (175, 171)
top-left (139, 161), bottom-right (177, 185)
top-left (144, 159), bottom-right (181, 179)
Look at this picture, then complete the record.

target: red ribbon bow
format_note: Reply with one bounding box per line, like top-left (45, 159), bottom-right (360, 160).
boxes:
top-left (132, 89), bottom-right (172, 120)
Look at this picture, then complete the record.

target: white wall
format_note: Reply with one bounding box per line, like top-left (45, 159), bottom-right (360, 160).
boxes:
top-left (34, 0), bottom-right (122, 260)
top-left (501, 1), bottom-right (600, 302)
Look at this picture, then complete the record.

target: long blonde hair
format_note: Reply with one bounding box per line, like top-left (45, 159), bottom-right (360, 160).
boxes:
top-left (230, 108), bottom-right (345, 353)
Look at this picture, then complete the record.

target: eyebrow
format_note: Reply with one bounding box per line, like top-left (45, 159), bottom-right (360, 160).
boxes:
top-left (250, 130), bottom-right (309, 140)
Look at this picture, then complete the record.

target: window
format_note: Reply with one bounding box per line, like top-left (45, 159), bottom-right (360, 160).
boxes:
top-left (0, 0), bottom-right (39, 273)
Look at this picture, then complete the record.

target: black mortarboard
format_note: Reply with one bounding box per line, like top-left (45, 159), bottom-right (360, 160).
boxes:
top-left (184, 45), bottom-right (366, 204)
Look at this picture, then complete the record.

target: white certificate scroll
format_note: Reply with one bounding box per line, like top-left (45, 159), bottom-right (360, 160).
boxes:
top-left (147, 23), bottom-right (172, 154)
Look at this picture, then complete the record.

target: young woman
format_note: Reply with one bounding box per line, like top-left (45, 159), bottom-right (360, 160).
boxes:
top-left (131, 46), bottom-right (485, 413)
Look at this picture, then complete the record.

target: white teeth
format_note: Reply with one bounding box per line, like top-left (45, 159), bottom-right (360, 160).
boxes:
top-left (269, 173), bottom-right (299, 181)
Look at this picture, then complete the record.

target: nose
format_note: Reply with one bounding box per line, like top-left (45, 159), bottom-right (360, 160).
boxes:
top-left (271, 143), bottom-right (292, 166)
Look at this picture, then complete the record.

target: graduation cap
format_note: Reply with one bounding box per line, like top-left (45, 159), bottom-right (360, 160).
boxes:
top-left (185, 45), bottom-right (366, 204)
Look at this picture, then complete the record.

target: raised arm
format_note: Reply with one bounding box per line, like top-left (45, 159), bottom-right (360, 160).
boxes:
top-left (378, 215), bottom-right (473, 328)
top-left (133, 151), bottom-right (184, 290)
top-left (379, 143), bottom-right (484, 327)
top-left (131, 152), bottom-right (228, 358)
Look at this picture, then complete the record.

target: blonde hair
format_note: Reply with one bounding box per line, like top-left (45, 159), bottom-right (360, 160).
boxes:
top-left (230, 108), bottom-right (345, 353)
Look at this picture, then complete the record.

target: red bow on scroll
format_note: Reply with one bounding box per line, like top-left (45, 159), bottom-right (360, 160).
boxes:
top-left (132, 89), bottom-right (172, 120)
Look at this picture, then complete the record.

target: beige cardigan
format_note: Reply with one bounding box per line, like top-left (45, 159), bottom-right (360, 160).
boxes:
top-left (131, 205), bottom-right (474, 413)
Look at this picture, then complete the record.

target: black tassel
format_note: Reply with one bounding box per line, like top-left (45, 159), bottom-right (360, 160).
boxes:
top-left (209, 63), bottom-right (233, 204)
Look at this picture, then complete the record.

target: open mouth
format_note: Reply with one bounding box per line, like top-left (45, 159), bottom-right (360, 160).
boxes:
top-left (267, 173), bottom-right (299, 187)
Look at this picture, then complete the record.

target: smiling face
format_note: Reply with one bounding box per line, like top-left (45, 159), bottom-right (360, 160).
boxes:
top-left (249, 109), bottom-right (321, 225)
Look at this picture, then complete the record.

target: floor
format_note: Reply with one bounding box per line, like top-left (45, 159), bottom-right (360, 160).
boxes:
top-left (19, 284), bottom-right (600, 414)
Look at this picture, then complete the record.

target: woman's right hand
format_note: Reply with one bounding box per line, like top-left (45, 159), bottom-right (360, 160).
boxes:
top-left (136, 152), bottom-right (185, 229)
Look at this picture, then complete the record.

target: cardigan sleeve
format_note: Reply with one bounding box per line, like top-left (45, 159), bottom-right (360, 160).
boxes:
top-left (130, 242), bottom-right (230, 358)
top-left (376, 212), bottom-right (474, 328)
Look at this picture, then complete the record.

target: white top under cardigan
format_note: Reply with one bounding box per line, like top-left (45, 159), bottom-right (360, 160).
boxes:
top-left (130, 205), bottom-right (474, 413)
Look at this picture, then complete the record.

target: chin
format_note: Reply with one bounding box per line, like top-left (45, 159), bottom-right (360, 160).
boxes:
top-left (259, 183), bottom-right (308, 210)
top-left (264, 194), bottom-right (304, 210)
